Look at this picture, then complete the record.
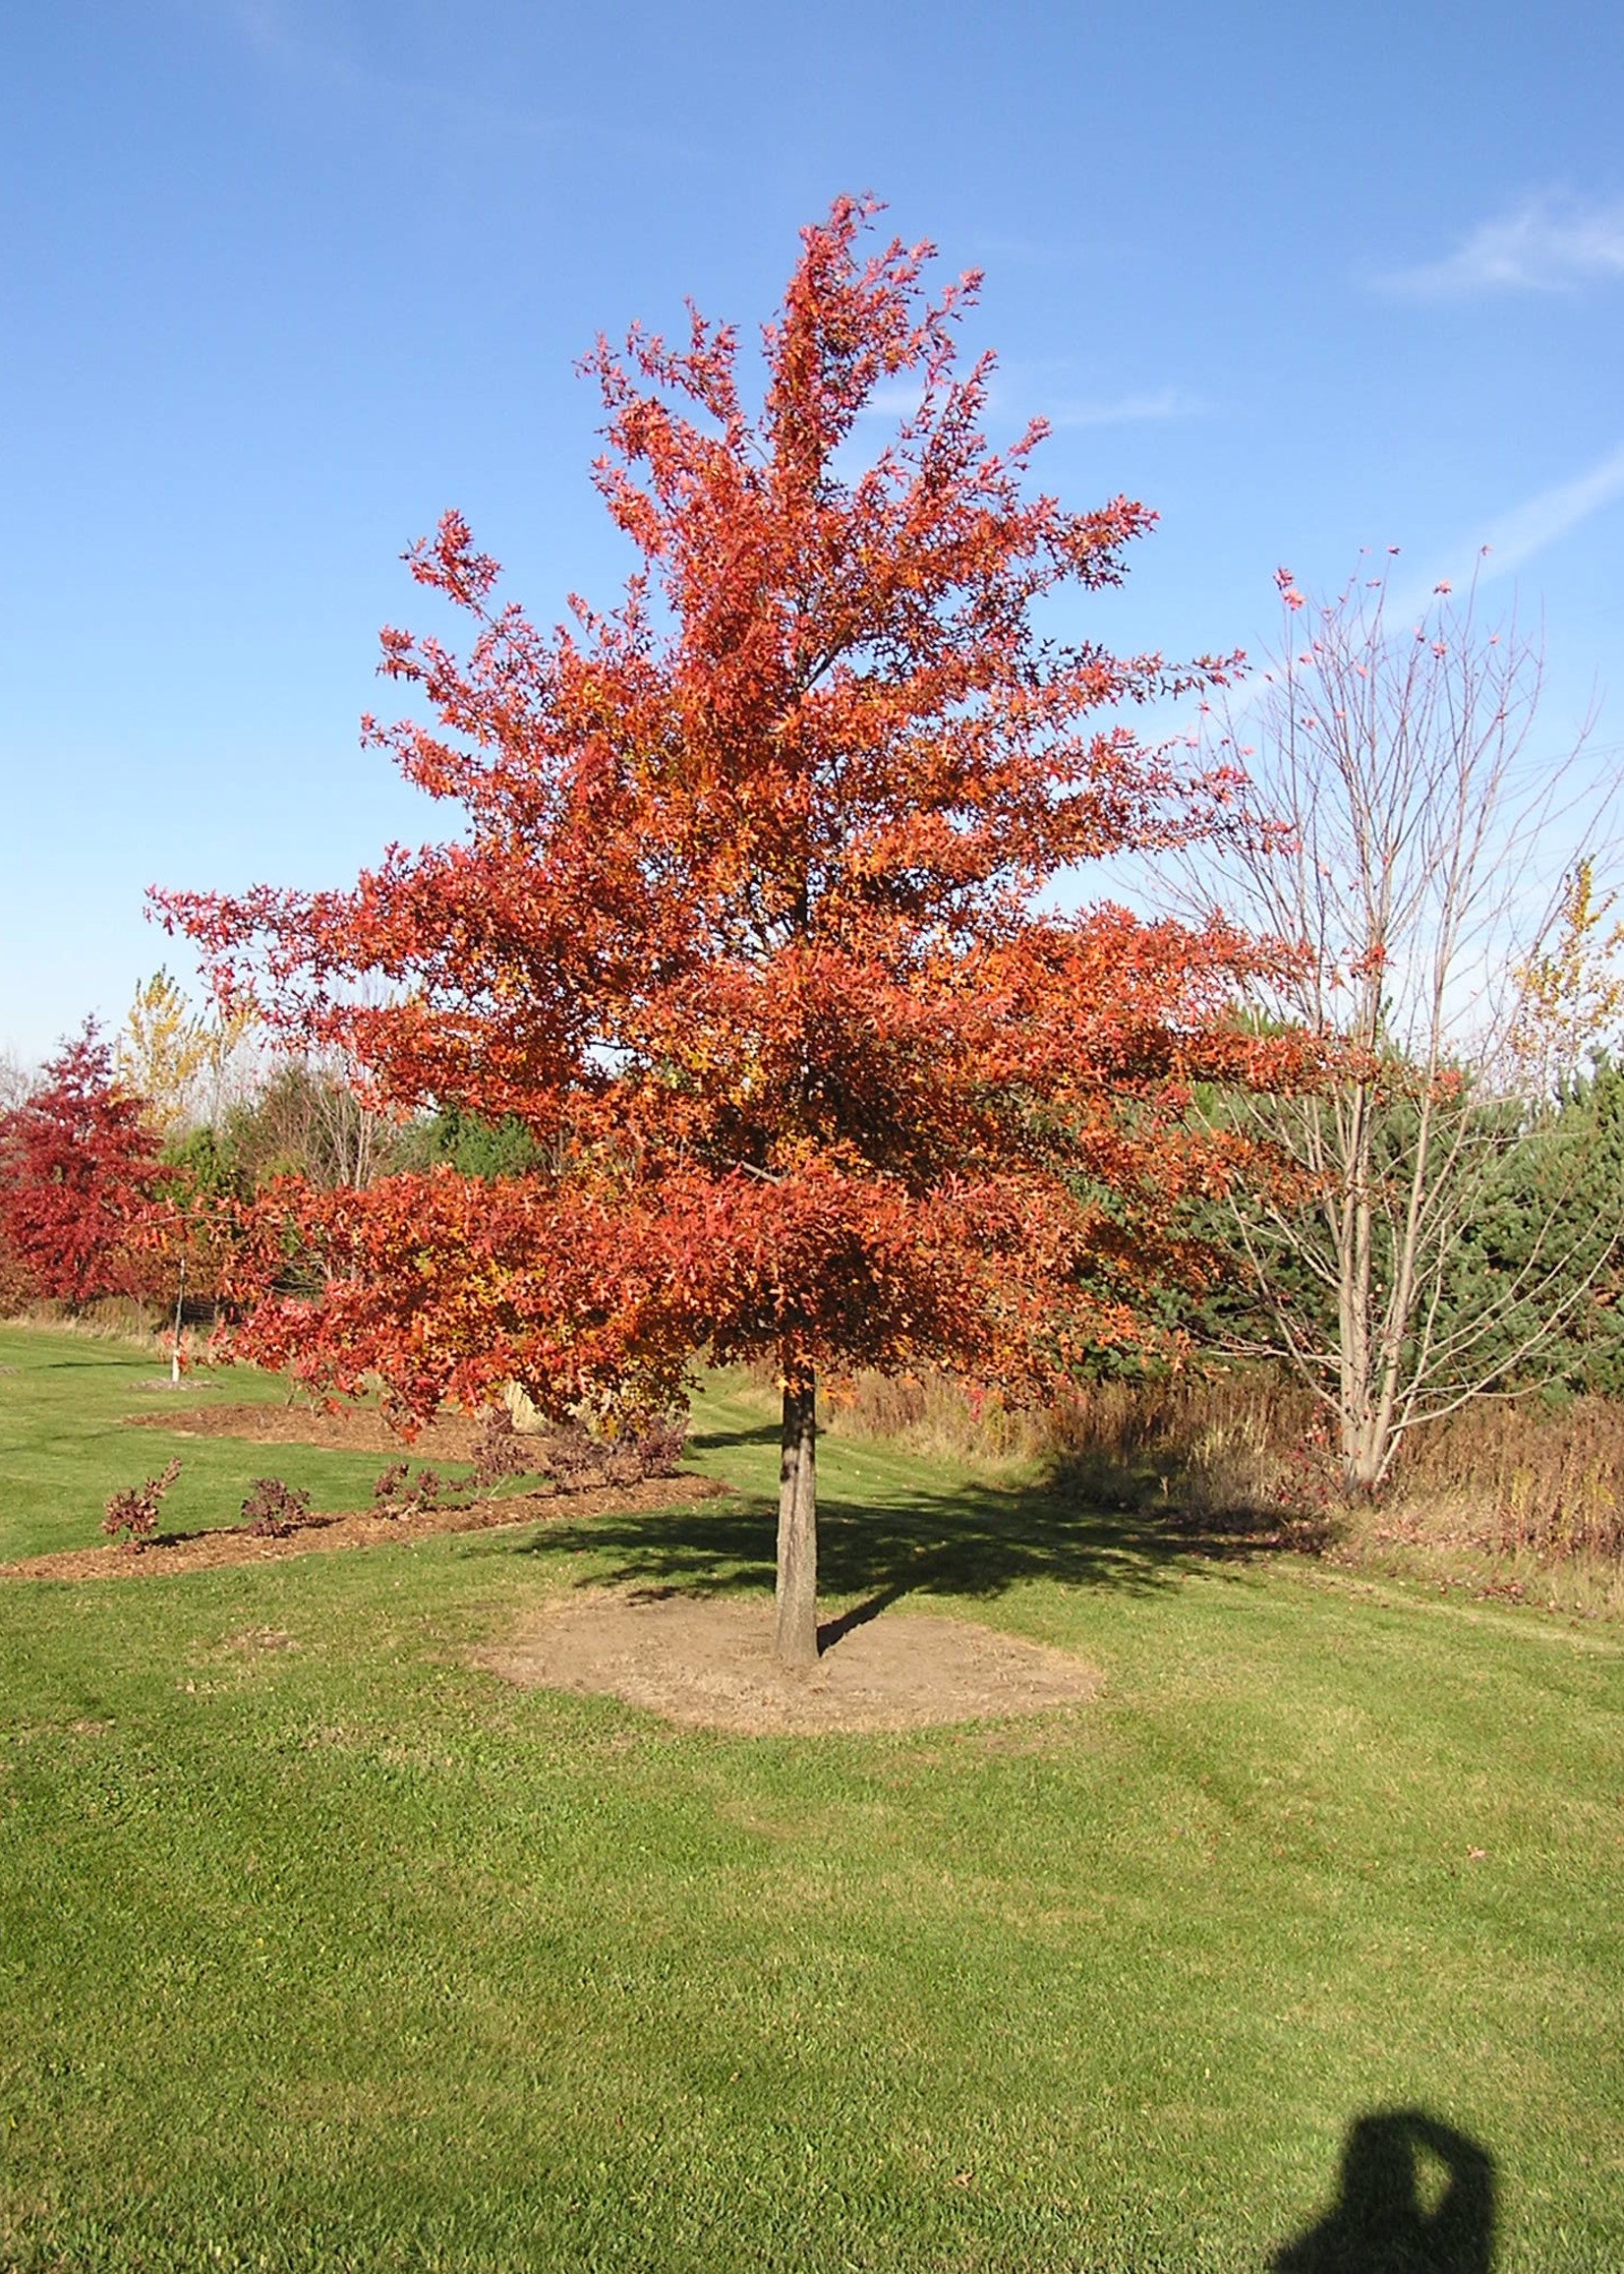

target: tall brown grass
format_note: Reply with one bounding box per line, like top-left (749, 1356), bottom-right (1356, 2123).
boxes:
top-left (818, 1364), bottom-right (1624, 1609)
top-left (4, 1297), bottom-right (168, 1352)
top-left (1394, 1395), bottom-right (1624, 1559)
top-left (822, 1364), bottom-right (1321, 1515)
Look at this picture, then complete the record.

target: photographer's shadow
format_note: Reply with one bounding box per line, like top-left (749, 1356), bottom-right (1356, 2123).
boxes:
top-left (1272, 2110), bottom-right (1494, 2272)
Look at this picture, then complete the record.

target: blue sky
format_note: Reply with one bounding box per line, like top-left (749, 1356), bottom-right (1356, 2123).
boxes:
top-left (4, 0), bottom-right (1623, 1062)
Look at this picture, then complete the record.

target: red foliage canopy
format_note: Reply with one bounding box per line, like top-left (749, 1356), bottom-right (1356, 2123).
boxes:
top-left (158, 199), bottom-right (1297, 1428)
top-left (0, 1024), bottom-right (163, 1307)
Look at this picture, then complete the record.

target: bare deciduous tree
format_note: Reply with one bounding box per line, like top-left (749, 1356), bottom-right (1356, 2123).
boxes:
top-left (0, 1050), bottom-right (32, 1115)
top-left (1170, 559), bottom-right (1620, 1491)
top-left (226, 1051), bottom-right (394, 1190)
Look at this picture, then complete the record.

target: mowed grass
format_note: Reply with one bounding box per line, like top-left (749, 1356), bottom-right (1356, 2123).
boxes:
top-left (0, 1331), bottom-right (412, 1562)
top-left (0, 1327), bottom-right (1620, 2271)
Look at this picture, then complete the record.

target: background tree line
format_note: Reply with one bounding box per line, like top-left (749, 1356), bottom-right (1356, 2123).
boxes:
top-left (5, 945), bottom-right (1622, 1417)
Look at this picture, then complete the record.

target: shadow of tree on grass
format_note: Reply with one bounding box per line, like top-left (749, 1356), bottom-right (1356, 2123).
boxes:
top-left (505, 1417), bottom-right (1308, 1630)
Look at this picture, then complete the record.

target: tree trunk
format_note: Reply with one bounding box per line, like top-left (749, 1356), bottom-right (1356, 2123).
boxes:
top-left (775, 1370), bottom-right (818, 1668)
top-left (1340, 1394), bottom-right (1386, 1496)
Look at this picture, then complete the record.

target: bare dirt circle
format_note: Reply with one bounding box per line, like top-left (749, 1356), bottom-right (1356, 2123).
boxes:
top-left (480, 1589), bottom-right (1101, 1734)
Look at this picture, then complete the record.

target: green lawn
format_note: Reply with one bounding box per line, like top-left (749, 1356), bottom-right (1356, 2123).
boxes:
top-left (0, 1324), bottom-right (1619, 2271)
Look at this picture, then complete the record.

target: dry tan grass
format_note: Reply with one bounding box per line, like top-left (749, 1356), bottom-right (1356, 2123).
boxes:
top-left (823, 1364), bottom-right (1319, 1514)
top-left (4, 1297), bottom-right (167, 1351)
top-left (1343, 1396), bottom-right (1624, 1619)
top-left (1398, 1394), bottom-right (1624, 1557)
top-left (820, 1363), bottom-right (1624, 1611)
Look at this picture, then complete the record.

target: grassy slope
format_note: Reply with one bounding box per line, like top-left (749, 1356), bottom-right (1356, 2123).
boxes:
top-left (0, 1326), bottom-right (1619, 2272)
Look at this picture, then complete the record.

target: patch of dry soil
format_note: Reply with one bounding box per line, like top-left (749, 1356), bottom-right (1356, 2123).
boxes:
top-left (480, 1589), bottom-right (1100, 1734)
top-left (1, 1476), bottom-right (725, 1583)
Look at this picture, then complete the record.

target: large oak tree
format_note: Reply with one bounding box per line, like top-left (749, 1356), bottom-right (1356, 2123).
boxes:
top-left (162, 200), bottom-right (1292, 1664)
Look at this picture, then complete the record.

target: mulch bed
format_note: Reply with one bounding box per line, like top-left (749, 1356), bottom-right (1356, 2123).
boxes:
top-left (124, 1401), bottom-right (486, 1458)
top-left (2, 1474), bottom-right (725, 1583)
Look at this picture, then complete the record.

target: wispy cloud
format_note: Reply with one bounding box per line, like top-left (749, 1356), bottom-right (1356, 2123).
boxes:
top-left (217, 0), bottom-right (382, 90)
top-left (1378, 439), bottom-right (1624, 616)
top-left (1161, 440), bottom-right (1624, 746)
top-left (961, 229), bottom-right (1061, 269)
top-left (852, 380), bottom-right (934, 423)
top-left (209, 0), bottom-right (544, 131)
top-left (853, 376), bottom-right (1201, 432)
top-left (207, 0), bottom-right (702, 160)
top-left (1381, 191), bottom-right (1624, 298)
top-left (1468, 438), bottom-right (1624, 584)
top-left (1046, 385), bottom-right (1202, 430)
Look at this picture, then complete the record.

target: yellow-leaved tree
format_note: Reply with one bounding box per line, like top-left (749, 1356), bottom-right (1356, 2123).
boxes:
top-left (117, 969), bottom-right (257, 1137)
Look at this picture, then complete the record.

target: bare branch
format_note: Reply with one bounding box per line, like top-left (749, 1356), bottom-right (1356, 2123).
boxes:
top-left (1157, 559), bottom-right (1623, 1490)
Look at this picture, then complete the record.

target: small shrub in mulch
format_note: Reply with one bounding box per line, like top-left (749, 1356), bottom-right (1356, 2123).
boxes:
top-left (373, 1460), bottom-right (410, 1510)
top-left (624, 1413), bottom-right (688, 1480)
top-left (101, 1459), bottom-right (182, 1551)
top-left (543, 1422), bottom-right (608, 1489)
top-left (373, 1461), bottom-right (463, 1520)
top-left (241, 1477), bottom-right (313, 1539)
top-left (540, 1413), bottom-right (689, 1490)
top-left (469, 1406), bottom-right (542, 1490)
top-left (7, 1470), bottom-right (725, 1583)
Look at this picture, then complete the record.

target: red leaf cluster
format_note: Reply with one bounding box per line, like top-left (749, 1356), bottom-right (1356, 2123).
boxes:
top-left (157, 200), bottom-right (1305, 1420)
top-left (0, 1024), bottom-right (164, 1308)
top-left (102, 1458), bottom-right (181, 1550)
top-left (241, 1476), bottom-right (312, 1538)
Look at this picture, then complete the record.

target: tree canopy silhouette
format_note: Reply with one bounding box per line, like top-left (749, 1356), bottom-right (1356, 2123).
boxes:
top-left (160, 197), bottom-right (1297, 1664)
